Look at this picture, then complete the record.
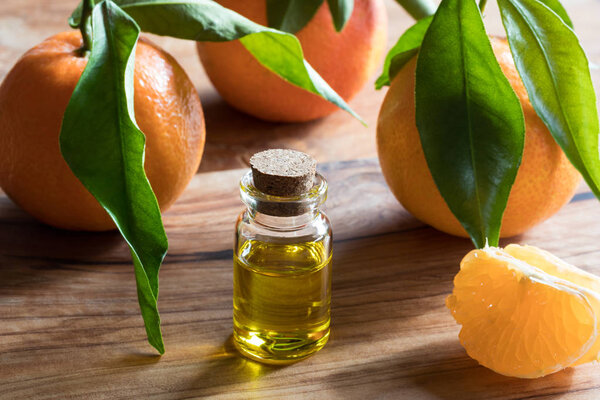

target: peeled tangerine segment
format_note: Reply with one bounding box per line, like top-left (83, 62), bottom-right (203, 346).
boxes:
top-left (504, 245), bottom-right (600, 366)
top-left (447, 246), bottom-right (599, 378)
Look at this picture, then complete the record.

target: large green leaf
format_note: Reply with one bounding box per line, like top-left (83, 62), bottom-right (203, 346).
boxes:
top-left (60, 0), bottom-right (167, 353)
top-left (375, 16), bottom-right (432, 89)
top-left (267, 0), bottom-right (323, 33)
top-left (70, 0), bottom-right (362, 123)
top-left (498, 0), bottom-right (600, 198)
top-left (415, 0), bottom-right (525, 248)
top-left (327, 0), bottom-right (354, 32)
top-left (536, 0), bottom-right (573, 28)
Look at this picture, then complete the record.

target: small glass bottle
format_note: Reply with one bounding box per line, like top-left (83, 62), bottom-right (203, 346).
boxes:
top-left (233, 149), bottom-right (332, 364)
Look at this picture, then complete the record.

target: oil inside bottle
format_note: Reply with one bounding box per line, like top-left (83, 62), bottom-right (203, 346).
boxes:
top-left (233, 238), bottom-right (331, 364)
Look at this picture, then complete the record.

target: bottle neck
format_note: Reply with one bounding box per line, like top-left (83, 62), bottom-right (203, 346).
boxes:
top-left (247, 208), bottom-right (318, 230)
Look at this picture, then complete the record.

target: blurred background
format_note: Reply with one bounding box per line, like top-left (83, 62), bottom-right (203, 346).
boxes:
top-left (0, 0), bottom-right (598, 173)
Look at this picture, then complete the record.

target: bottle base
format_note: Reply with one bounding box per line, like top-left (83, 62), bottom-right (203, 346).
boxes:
top-left (233, 326), bottom-right (330, 365)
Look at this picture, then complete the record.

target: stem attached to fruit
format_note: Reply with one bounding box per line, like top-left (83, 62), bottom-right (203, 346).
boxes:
top-left (78, 0), bottom-right (95, 55)
top-left (394, 0), bottom-right (437, 19)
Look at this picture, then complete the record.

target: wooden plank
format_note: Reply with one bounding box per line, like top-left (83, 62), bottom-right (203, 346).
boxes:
top-left (2, 158), bottom-right (600, 399)
top-left (0, 0), bottom-right (598, 173)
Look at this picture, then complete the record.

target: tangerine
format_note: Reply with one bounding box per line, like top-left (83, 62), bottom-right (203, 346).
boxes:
top-left (0, 31), bottom-right (205, 231)
top-left (377, 37), bottom-right (581, 238)
top-left (197, 0), bottom-right (387, 122)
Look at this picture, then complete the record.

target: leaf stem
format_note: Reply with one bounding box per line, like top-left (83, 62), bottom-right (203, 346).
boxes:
top-left (78, 0), bottom-right (95, 55)
top-left (394, 0), bottom-right (437, 19)
top-left (479, 0), bottom-right (488, 12)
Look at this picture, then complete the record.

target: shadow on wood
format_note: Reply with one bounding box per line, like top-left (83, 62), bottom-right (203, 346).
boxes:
top-left (0, 197), bottom-right (125, 261)
top-left (0, 197), bottom-right (129, 298)
top-left (326, 338), bottom-right (575, 399)
top-left (199, 92), bottom-right (326, 173)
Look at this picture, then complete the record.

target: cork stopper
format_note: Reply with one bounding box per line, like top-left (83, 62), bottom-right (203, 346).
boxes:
top-left (250, 149), bottom-right (317, 197)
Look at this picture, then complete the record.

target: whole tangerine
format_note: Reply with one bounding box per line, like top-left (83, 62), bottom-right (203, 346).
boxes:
top-left (0, 31), bottom-right (205, 231)
top-left (377, 37), bottom-right (581, 238)
top-left (197, 0), bottom-right (388, 122)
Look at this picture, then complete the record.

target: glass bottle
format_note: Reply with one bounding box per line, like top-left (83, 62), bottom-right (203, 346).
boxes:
top-left (233, 160), bottom-right (332, 364)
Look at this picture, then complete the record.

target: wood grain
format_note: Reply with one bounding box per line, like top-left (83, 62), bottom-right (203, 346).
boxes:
top-left (2, 158), bottom-right (600, 399)
top-left (1, 0), bottom-right (600, 398)
top-left (0, 0), bottom-right (598, 173)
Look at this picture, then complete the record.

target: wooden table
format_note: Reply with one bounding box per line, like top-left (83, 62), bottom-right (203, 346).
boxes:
top-left (2, 0), bottom-right (600, 398)
top-left (2, 158), bottom-right (600, 399)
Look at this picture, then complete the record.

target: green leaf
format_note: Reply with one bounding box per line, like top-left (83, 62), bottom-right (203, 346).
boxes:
top-left (415, 0), bottom-right (525, 248)
top-left (393, 0), bottom-right (437, 19)
top-left (536, 0), bottom-right (573, 28)
top-left (267, 0), bottom-right (324, 33)
top-left (327, 0), bottom-right (354, 32)
top-left (498, 0), bottom-right (600, 199)
top-left (60, 0), bottom-right (167, 354)
top-left (375, 15), bottom-right (432, 89)
top-left (69, 0), bottom-right (363, 123)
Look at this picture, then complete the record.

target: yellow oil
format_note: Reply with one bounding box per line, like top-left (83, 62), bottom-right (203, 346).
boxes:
top-left (233, 239), bottom-right (331, 364)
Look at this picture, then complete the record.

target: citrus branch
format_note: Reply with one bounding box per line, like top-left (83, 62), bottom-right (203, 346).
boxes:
top-left (78, 0), bottom-right (95, 54)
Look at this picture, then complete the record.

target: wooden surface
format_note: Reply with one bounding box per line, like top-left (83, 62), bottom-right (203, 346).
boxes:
top-left (2, 158), bottom-right (600, 399)
top-left (0, 0), bottom-right (598, 172)
top-left (2, 1), bottom-right (600, 399)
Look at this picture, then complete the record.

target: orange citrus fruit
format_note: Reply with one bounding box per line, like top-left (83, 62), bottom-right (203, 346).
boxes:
top-left (377, 37), bottom-right (581, 238)
top-left (197, 0), bottom-right (387, 122)
top-left (447, 244), bottom-right (600, 378)
top-left (0, 31), bottom-right (205, 231)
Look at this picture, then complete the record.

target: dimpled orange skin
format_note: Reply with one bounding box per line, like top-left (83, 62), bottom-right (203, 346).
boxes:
top-left (197, 0), bottom-right (387, 122)
top-left (377, 37), bottom-right (581, 238)
top-left (0, 31), bottom-right (205, 231)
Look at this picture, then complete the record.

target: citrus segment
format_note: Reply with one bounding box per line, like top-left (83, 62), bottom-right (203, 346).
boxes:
top-left (447, 247), bottom-right (597, 378)
top-left (504, 244), bottom-right (600, 294)
top-left (504, 244), bottom-right (600, 365)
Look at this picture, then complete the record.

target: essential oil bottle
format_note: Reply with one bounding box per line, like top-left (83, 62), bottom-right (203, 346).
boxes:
top-left (233, 149), bottom-right (332, 364)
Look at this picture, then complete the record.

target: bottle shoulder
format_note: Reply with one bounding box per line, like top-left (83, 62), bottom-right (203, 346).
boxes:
top-left (235, 210), bottom-right (332, 270)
